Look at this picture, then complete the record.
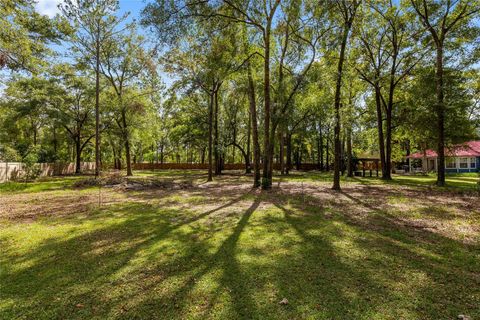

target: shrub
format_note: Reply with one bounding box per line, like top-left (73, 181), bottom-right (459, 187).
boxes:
top-left (16, 151), bottom-right (42, 182)
top-left (0, 146), bottom-right (20, 162)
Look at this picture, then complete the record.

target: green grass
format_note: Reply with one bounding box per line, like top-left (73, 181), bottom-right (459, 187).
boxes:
top-left (0, 176), bottom-right (84, 194)
top-left (388, 173), bottom-right (479, 191)
top-left (1, 171), bottom-right (479, 319)
top-left (275, 170), bottom-right (479, 192)
top-left (0, 170), bottom-right (475, 194)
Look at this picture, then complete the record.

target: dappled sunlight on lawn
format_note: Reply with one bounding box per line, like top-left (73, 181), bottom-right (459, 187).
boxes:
top-left (0, 171), bottom-right (479, 319)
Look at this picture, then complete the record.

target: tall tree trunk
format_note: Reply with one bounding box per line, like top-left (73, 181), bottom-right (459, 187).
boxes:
top-left (122, 109), bottom-right (133, 176)
top-left (75, 136), bottom-right (81, 174)
top-left (267, 124), bottom-right (276, 183)
top-left (341, 129), bottom-right (346, 176)
top-left (271, 16), bottom-right (289, 179)
top-left (435, 46), bottom-right (445, 186)
top-left (262, 25), bottom-right (272, 189)
top-left (316, 126), bottom-right (321, 169)
top-left (384, 41), bottom-right (399, 180)
top-left (124, 136), bottom-right (132, 176)
top-left (326, 128), bottom-right (330, 171)
top-left (207, 88), bottom-right (214, 182)
top-left (286, 133), bottom-right (292, 175)
top-left (279, 131), bottom-right (285, 175)
top-left (214, 87), bottom-right (220, 175)
top-left (232, 126), bottom-right (236, 163)
top-left (95, 22), bottom-right (100, 178)
top-left (375, 86), bottom-right (387, 179)
top-left (319, 122), bottom-right (324, 171)
top-left (385, 109), bottom-right (392, 179)
top-left (247, 62), bottom-right (261, 187)
top-left (246, 109), bottom-right (252, 174)
top-left (332, 23), bottom-right (351, 190)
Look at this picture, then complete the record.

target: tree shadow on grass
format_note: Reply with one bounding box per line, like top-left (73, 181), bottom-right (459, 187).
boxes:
top-left (335, 190), bottom-right (480, 319)
top-left (126, 197), bottom-right (262, 319)
top-left (237, 186), bottom-right (479, 319)
top-left (0, 189), bottom-right (255, 319)
top-left (2, 182), bottom-right (479, 319)
top-left (0, 204), bottom-right (197, 318)
top-left (270, 201), bottom-right (392, 319)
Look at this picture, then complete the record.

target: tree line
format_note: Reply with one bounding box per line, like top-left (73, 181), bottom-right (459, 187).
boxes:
top-left (0, 0), bottom-right (479, 190)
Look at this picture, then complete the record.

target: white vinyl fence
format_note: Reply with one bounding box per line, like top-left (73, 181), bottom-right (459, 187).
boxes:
top-left (0, 162), bottom-right (95, 183)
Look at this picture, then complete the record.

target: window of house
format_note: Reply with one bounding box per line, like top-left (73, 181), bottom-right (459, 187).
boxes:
top-left (459, 158), bottom-right (468, 168)
top-left (446, 158), bottom-right (456, 168)
top-left (471, 158), bottom-right (477, 168)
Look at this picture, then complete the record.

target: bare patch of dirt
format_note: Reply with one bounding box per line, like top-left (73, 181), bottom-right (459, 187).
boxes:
top-left (2, 174), bottom-right (478, 244)
top-left (272, 181), bottom-right (480, 244)
top-left (0, 189), bottom-right (124, 222)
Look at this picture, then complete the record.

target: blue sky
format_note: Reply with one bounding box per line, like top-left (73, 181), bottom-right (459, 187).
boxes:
top-left (27, 0), bottom-right (480, 87)
top-left (35, 0), bottom-right (151, 49)
top-left (33, 0), bottom-right (176, 87)
top-left (0, 0), bottom-right (169, 94)
top-left (35, 0), bottom-right (146, 20)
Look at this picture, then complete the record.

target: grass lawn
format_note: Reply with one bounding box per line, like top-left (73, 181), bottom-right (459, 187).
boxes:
top-left (1, 171), bottom-right (479, 319)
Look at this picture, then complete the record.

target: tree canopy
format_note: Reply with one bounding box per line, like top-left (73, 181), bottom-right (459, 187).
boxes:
top-left (0, 0), bottom-right (479, 189)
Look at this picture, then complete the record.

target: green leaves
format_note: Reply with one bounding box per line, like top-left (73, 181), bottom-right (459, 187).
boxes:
top-left (0, 0), bottom-right (68, 72)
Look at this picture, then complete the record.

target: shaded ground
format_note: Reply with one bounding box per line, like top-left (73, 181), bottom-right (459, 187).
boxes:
top-left (1, 171), bottom-right (479, 319)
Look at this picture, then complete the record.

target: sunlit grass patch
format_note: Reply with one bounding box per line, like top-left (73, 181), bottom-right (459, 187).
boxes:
top-left (392, 173), bottom-right (479, 191)
top-left (1, 171), bottom-right (479, 319)
top-left (0, 176), bottom-right (84, 194)
top-left (159, 193), bottom-right (209, 206)
top-left (387, 195), bottom-right (410, 204)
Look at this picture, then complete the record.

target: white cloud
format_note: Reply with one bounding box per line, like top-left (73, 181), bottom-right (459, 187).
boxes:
top-left (35, 0), bottom-right (63, 18)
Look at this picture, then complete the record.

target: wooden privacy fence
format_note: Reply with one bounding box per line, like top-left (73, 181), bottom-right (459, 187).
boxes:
top-left (133, 163), bottom-right (246, 170)
top-left (38, 162), bottom-right (96, 176)
top-left (1, 161), bottom-right (325, 182)
top-left (132, 162), bottom-right (322, 171)
top-left (0, 162), bottom-right (23, 183)
top-left (0, 162), bottom-right (95, 183)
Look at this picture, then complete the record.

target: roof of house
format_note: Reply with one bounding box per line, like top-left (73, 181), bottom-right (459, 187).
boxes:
top-left (406, 140), bottom-right (480, 159)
